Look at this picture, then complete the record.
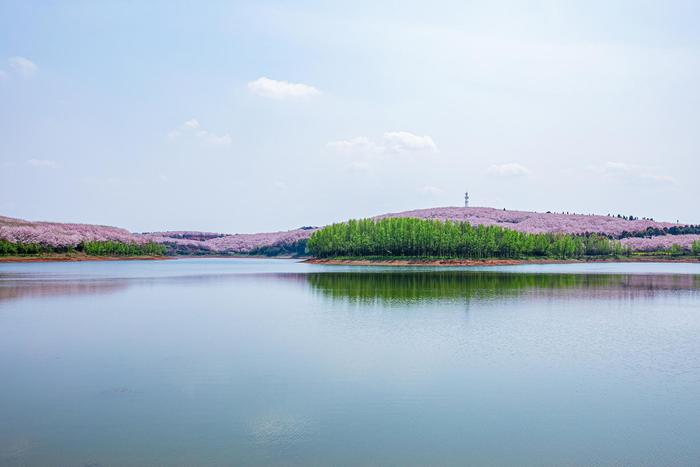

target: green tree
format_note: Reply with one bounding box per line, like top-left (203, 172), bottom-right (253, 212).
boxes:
top-left (668, 244), bottom-right (684, 257)
top-left (691, 240), bottom-right (700, 257)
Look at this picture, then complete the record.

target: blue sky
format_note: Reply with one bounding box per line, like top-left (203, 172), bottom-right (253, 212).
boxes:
top-left (1, 1), bottom-right (699, 232)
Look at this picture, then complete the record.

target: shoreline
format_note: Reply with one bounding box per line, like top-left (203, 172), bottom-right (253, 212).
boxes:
top-left (0, 254), bottom-right (305, 263)
top-left (2, 255), bottom-right (697, 266)
top-left (0, 255), bottom-right (171, 263)
top-left (305, 257), bottom-right (700, 267)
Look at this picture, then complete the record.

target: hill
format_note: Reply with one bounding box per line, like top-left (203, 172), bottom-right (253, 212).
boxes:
top-left (0, 215), bottom-right (145, 247)
top-left (2, 207), bottom-right (699, 255)
top-left (141, 228), bottom-right (315, 255)
top-left (378, 207), bottom-right (677, 236)
top-left (377, 207), bottom-right (700, 252)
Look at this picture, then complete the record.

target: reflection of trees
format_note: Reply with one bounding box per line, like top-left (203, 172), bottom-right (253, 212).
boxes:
top-left (305, 272), bottom-right (700, 305)
top-left (0, 279), bottom-right (130, 303)
top-left (0, 272), bottom-right (293, 304)
top-left (2, 269), bottom-right (699, 306)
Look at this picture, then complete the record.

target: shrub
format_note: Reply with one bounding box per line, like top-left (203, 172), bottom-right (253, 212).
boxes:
top-left (668, 244), bottom-right (684, 256)
top-left (692, 240), bottom-right (700, 257)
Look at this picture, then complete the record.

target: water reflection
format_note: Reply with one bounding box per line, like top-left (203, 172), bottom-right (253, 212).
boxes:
top-left (305, 271), bottom-right (700, 304)
top-left (0, 272), bottom-right (272, 304)
top-left (2, 267), bottom-right (700, 306)
top-left (2, 261), bottom-right (700, 466)
top-left (0, 278), bottom-right (130, 303)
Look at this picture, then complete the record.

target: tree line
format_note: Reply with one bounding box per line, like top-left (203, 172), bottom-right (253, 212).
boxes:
top-left (247, 239), bottom-right (308, 257)
top-left (617, 225), bottom-right (700, 239)
top-left (0, 239), bottom-right (165, 257)
top-left (307, 217), bottom-right (631, 259)
top-left (81, 241), bottom-right (165, 256)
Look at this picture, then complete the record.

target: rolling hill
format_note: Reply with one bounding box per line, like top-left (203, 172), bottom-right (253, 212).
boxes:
top-left (2, 207), bottom-right (699, 254)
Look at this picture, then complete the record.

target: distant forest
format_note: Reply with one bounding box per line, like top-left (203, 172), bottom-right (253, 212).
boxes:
top-left (617, 224), bottom-right (700, 239)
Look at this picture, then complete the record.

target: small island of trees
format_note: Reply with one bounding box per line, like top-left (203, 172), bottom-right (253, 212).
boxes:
top-left (308, 218), bottom-right (700, 260)
top-left (308, 217), bottom-right (631, 260)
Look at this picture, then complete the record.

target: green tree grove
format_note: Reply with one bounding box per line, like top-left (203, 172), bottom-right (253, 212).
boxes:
top-left (307, 217), bottom-right (629, 260)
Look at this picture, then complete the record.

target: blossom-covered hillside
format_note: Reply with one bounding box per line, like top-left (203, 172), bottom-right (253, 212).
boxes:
top-left (378, 207), bottom-right (680, 236)
top-left (1, 207), bottom-right (697, 255)
top-left (620, 234), bottom-right (700, 252)
top-left (0, 215), bottom-right (146, 248)
top-left (143, 228), bottom-right (316, 254)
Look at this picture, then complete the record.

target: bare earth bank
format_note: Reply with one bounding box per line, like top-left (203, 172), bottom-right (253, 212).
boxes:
top-left (0, 254), bottom-right (304, 263)
top-left (305, 257), bottom-right (700, 267)
top-left (2, 255), bottom-right (698, 265)
top-left (0, 255), bottom-right (170, 263)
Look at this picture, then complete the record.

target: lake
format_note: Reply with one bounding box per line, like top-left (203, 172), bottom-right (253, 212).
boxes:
top-left (1, 258), bottom-right (700, 466)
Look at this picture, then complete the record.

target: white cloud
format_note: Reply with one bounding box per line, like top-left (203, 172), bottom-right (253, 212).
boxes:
top-left (169, 118), bottom-right (231, 145)
top-left (27, 159), bottom-right (58, 169)
top-left (327, 131), bottom-right (438, 157)
top-left (383, 131), bottom-right (437, 153)
top-left (183, 118), bottom-right (200, 129)
top-left (248, 77), bottom-right (320, 99)
top-left (196, 130), bottom-right (232, 145)
top-left (591, 161), bottom-right (677, 185)
top-left (418, 185), bottom-right (445, 196)
top-left (486, 163), bottom-right (531, 177)
top-left (8, 56), bottom-right (38, 77)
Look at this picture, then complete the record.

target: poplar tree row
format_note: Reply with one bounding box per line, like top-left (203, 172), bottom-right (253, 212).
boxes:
top-left (307, 218), bottom-right (630, 259)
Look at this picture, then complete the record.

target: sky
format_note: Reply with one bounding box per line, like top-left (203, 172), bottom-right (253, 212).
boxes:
top-left (1, 0), bottom-right (699, 233)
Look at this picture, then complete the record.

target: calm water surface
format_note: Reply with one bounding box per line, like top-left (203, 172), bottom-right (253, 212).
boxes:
top-left (1, 259), bottom-right (700, 466)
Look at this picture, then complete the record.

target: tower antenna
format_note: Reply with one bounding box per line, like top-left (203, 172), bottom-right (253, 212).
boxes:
top-left (464, 191), bottom-right (469, 208)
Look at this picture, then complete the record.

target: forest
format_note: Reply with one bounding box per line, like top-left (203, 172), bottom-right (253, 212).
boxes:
top-left (307, 217), bottom-right (633, 259)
